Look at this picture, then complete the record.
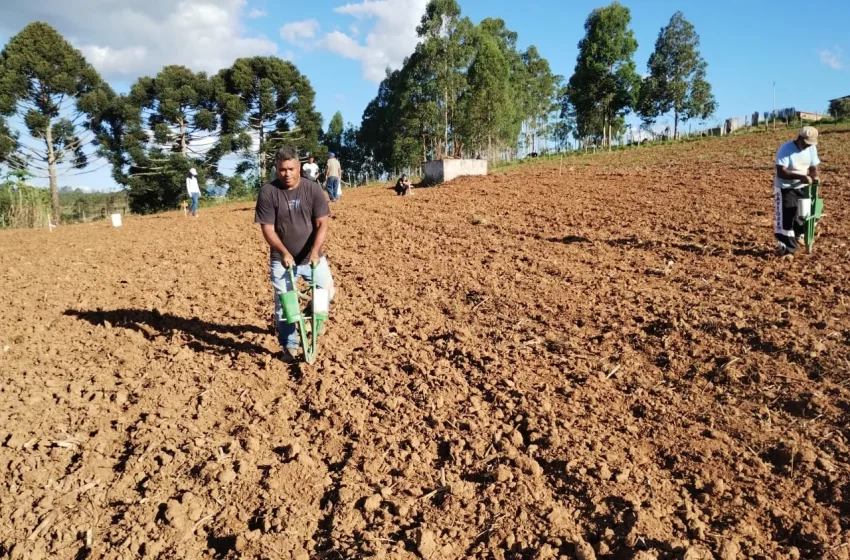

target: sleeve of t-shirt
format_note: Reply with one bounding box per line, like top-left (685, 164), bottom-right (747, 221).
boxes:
top-left (810, 146), bottom-right (821, 167)
top-left (311, 184), bottom-right (330, 219)
top-left (254, 186), bottom-right (276, 225)
top-left (775, 145), bottom-right (791, 167)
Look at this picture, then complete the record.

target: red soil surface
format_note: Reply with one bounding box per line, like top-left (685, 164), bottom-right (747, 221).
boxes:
top-left (1, 127), bottom-right (849, 560)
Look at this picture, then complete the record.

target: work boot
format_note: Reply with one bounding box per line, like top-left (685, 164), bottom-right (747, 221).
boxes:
top-left (280, 347), bottom-right (299, 364)
top-left (775, 241), bottom-right (787, 256)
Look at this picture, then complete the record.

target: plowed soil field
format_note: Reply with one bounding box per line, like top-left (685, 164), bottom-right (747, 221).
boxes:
top-left (2, 127), bottom-right (850, 560)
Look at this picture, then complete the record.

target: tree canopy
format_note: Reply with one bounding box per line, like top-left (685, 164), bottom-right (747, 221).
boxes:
top-left (636, 12), bottom-right (716, 137)
top-left (357, 0), bottom-right (558, 174)
top-left (215, 56), bottom-right (322, 185)
top-left (0, 22), bottom-right (115, 220)
top-left (565, 2), bottom-right (640, 149)
top-left (325, 111), bottom-right (344, 155)
top-left (828, 97), bottom-right (850, 120)
top-left (0, 7), bottom-right (722, 222)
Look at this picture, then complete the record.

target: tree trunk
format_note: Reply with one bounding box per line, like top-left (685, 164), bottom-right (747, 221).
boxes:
top-left (179, 118), bottom-right (187, 156)
top-left (443, 87), bottom-right (449, 159)
top-left (674, 110), bottom-right (679, 140)
top-left (258, 120), bottom-right (265, 183)
top-left (602, 114), bottom-right (607, 149)
top-left (45, 120), bottom-right (60, 224)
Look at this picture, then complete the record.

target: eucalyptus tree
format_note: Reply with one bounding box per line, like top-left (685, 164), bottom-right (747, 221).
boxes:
top-left (637, 11), bottom-right (716, 136)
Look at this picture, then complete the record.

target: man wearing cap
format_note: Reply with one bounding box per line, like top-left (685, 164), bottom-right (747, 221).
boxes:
top-left (325, 152), bottom-right (342, 202)
top-left (186, 168), bottom-right (201, 218)
top-left (774, 126), bottom-right (821, 255)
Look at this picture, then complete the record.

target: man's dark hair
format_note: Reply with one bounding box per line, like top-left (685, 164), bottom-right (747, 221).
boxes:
top-left (275, 146), bottom-right (299, 163)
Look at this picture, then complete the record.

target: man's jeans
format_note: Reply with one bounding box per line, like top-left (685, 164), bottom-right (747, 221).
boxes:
top-left (327, 176), bottom-right (341, 201)
top-left (270, 257), bottom-right (334, 349)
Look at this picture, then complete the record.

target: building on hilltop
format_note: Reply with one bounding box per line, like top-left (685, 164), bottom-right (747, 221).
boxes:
top-left (796, 111), bottom-right (827, 121)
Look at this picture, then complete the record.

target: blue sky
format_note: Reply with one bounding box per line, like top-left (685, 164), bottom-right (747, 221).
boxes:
top-left (287, 0), bottom-right (849, 131)
top-left (1, 0), bottom-right (848, 191)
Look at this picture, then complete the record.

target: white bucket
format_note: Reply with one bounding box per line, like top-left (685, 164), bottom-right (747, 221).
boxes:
top-left (110, 213), bottom-right (122, 227)
top-left (797, 198), bottom-right (811, 220)
top-left (313, 288), bottom-right (330, 314)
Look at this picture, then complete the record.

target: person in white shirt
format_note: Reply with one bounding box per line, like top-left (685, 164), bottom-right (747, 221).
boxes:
top-left (302, 156), bottom-right (320, 183)
top-left (774, 126), bottom-right (821, 255)
top-left (186, 168), bottom-right (201, 218)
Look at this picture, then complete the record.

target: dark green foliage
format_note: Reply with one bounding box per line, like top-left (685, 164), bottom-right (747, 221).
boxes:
top-left (115, 65), bottom-right (216, 213)
top-left (565, 3), bottom-right (640, 148)
top-left (126, 154), bottom-right (204, 214)
top-left (0, 22), bottom-right (115, 221)
top-left (637, 12), bottom-right (716, 136)
top-left (325, 111), bottom-right (344, 155)
top-left (358, 1), bottom-right (557, 173)
top-left (215, 56), bottom-right (322, 185)
top-left (828, 97), bottom-right (850, 120)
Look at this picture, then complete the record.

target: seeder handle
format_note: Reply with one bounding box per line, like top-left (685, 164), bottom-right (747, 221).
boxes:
top-left (299, 260), bottom-right (322, 365)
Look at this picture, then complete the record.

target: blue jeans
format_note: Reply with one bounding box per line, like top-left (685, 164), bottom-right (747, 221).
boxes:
top-left (190, 193), bottom-right (199, 214)
top-left (270, 257), bottom-right (334, 349)
top-left (327, 177), bottom-right (340, 201)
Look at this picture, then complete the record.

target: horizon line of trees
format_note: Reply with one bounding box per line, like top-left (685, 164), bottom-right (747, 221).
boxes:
top-left (0, 22), bottom-right (323, 217)
top-left (1, 3), bottom-right (720, 220)
top-left (354, 1), bottom-right (718, 173)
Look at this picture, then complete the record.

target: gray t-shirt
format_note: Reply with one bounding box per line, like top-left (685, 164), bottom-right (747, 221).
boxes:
top-left (326, 158), bottom-right (341, 178)
top-left (254, 178), bottom-right (330, 264)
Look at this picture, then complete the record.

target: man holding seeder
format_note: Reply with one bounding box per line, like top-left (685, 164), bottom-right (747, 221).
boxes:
top-left (774, 126), bottom-right (822, 256)
top-left (255, 146), bottom-right (335, 363)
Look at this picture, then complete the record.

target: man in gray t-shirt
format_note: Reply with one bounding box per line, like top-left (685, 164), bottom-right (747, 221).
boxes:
top-left (255, 146), bottom-right (334, 361)
top-left (325, 152), bottom-right (342, 202)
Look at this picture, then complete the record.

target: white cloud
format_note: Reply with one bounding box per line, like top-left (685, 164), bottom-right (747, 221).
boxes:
top-left (247, 7), bottom-right (266, 18)
top-left (820, 47), bottom-right (845, 70)
top-left (280, 19), bottom-right (320, 44)
top-left (318, 0), bottom-right (427, 82)
top-left (0, 0), bottom-right (277, 78)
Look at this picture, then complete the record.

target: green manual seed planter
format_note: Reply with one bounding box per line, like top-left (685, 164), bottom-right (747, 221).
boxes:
top-left (798, 179), bottom-right (824, 254)
top-left (279, 262), bottom-right (329, 365)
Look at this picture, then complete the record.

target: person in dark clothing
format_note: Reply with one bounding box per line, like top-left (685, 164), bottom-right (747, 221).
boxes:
top-left (395, 174), bottom-right (411, 196)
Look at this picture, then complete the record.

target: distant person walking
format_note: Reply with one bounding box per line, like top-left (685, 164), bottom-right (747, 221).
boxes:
top-left (302, 155), bottom-right (320, 182)
top-left (325, 152), bottom-right (342, 202)
top-left (774, 126), bottom-right (821, 255)
top-left (186, 168), bottom-right (201, 218)
top-left (255, 146), bottom-right (334, 363)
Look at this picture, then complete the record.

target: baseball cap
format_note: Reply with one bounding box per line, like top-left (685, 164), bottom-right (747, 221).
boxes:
top-left (328, 152), bottom-right (335, 158)
top-left (799, 126), bottom-right (818, 146)
top-left (189, 167), bottom-right (197, 175)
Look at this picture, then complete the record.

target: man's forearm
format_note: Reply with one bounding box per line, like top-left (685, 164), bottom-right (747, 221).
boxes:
top-left (310, 221), bottom-right (328, 258)
top-left (810, 166), bottom-right (820, 179)
top-left (261, 225), bottom-right (291, 258)
top-left (777, 166), bottom-right (809, 182)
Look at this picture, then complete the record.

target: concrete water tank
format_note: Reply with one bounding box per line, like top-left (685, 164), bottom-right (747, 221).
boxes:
top-left (422, 159), bottom-right (488, 184)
